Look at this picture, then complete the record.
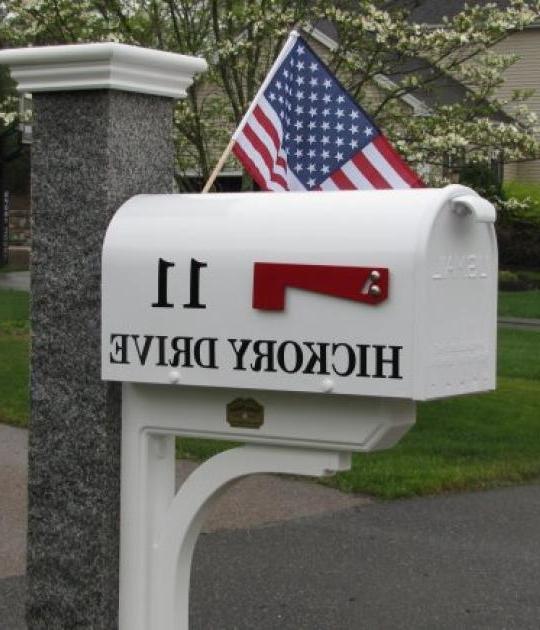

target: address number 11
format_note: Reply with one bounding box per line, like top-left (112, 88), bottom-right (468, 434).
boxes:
top-left (152, 258), bottom-right (208, 309)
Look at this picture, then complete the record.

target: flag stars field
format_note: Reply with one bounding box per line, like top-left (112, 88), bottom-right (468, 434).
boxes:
top-left (232, 32), bottom-right (424, 192)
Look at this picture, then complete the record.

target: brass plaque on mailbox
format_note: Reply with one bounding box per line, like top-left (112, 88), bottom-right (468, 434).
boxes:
top-left (226, 398), bottom-right (264, 429)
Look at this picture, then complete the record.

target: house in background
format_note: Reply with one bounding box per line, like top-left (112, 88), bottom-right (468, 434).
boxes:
top-left (2, 2), bottom-right (538, 238)
top-left (208, 22), bottom-right (438, 189)
top-left (0, 94), bottom-right (31, 267)
top-left (409, 0), bottom-right (540, 183)
top-left (304, 20), bottom-right (507, 184)
top-left (211, 9), bottom-right (532, 190)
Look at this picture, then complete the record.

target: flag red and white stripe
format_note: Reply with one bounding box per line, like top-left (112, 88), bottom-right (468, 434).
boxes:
top-left (231, 31), bottom-right (424, 192)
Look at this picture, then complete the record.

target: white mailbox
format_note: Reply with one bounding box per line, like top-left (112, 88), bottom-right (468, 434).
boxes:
top-left (102, 184), bottom-right (497, 452)
top-left (103, 184), bottom-right (497, 395)
top-left (103, 185), bottom-right (498, 630)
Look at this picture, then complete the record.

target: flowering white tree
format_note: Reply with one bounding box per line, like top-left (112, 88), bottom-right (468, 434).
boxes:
top-left (0, 75), bottom-right (17, 130)
top-left (0, 61), bottom-right (20, 210)
top-left (1, 0), bottom-right (539, 199)
top-left (1, 0), bottom-right (19, 136)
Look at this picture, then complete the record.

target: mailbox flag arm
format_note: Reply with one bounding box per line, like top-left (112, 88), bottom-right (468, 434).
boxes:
top-left (451, 195), bottom-right (496, 223)
top-left (253, 262), bottom-right (389, 310)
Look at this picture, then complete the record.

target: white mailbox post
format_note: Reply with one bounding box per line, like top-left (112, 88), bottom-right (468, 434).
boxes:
top-left (102, 184), bottom-right (497, 630)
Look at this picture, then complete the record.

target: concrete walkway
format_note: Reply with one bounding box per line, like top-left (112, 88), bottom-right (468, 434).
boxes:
top-left (0, 422), bottom-right (369, 629)
top-left (0, 424), bottom-right (369, 580)
top-left (0, 272), bottom-right (30, 292)
top-left (0, 426), bottom-right (27, 579)
top-left (498, 316), bottom-right (540, 330)
top-left (2, 422), bottom-right (540, 629)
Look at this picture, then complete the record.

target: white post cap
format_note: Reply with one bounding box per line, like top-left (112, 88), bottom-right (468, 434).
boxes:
top-left (0, 42), bottom-right (208, 98)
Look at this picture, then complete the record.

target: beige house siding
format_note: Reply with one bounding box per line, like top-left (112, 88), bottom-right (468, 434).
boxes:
top-left (509, 159), bottom-right (540, 182)
top-left (503, 160), bottom-right (519, 180)
top-left (494, 28), bottom-right (540, 183)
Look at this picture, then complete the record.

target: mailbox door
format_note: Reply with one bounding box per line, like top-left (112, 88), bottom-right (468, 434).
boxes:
top-left (415, 193), bottom-right (498, 399)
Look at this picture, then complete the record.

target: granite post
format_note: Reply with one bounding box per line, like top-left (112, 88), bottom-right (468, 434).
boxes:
top-left (0, 44), bottom-right (206, 629)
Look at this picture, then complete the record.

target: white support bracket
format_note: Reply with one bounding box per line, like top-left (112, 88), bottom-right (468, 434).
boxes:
top-left (119, 385), bottom-right (352, 630)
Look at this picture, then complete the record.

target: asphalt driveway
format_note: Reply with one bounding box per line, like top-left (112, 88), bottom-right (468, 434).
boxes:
top-left (2, 420), bottom-right (539, 630)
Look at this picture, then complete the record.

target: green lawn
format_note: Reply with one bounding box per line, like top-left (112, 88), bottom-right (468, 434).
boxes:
top-left (497, 327), bottom-right (540, 380)
top-left (0, 262), bottom-right (29, 273)
top-left (334, 327), bottom-right (540, 496)
top-left (330, 376), bottom-right (540, 498)
top-left (0, 329), bottom-right (29, 426)
top-left (498, 290), bottom-right (540, 319)
top-left (177, 328), bottom-right (540, 498)
top-left (0, 289), bottom-right (29, 321)
top-left (1, 287), bottom-right (539, 499)
top-left (0, 289), bottom-right (29, 427)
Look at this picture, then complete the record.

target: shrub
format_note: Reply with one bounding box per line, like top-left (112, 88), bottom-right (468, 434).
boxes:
top-left (503, 181), bottom-right (540, 224)
top-left (497, 219), bottom-right (540, 268)
top-left (499, 270), bottom-right (522, 291)
top-left (515, 269), bottom-right (540, 288)
top-left (498, 269), bottom-right (540, 291)
top-left (460, 162), bottom-right (505, 203)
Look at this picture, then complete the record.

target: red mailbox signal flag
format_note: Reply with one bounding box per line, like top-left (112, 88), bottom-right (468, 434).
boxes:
top-left (253, 263), bottom-right (388, 311)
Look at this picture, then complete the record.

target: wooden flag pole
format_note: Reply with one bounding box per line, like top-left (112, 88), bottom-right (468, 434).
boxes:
top-left (201, 30), bottom-right (300, 194)
top-left (202, 136), bottom-right (236, 193)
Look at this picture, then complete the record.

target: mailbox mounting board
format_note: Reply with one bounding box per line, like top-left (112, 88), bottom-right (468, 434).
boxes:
top-left (102, 185), bottom-right (497, 400)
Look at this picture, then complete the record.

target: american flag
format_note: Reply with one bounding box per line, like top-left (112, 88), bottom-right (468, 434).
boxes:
top-left (232, 32), bottom-right (424, 191)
